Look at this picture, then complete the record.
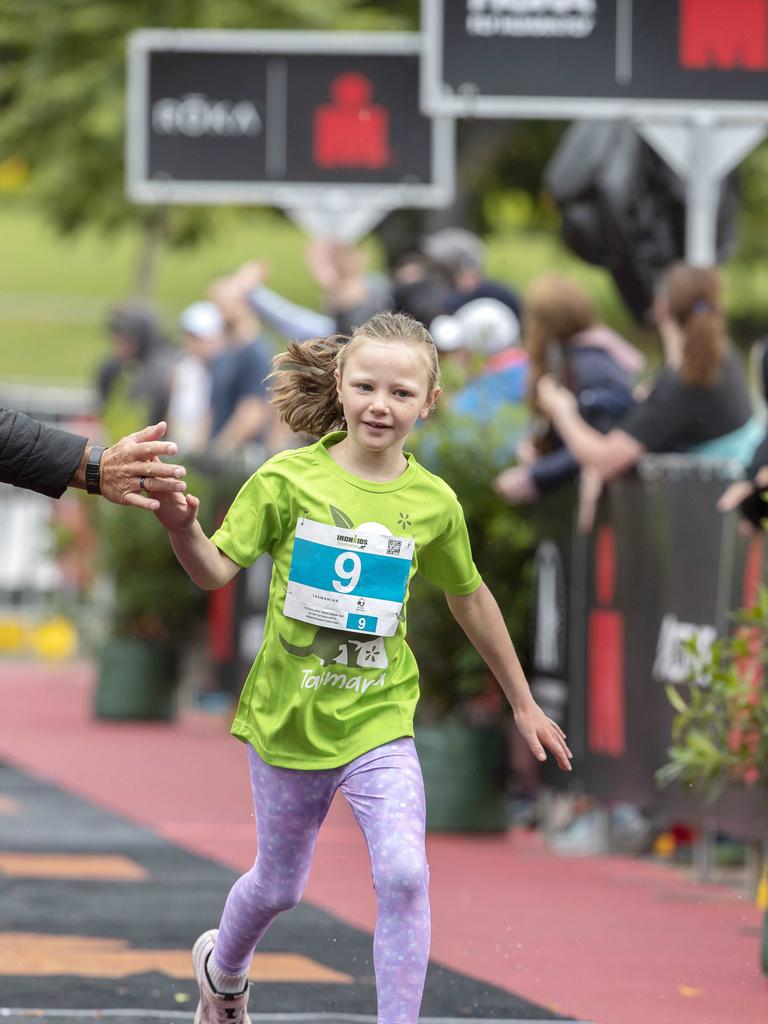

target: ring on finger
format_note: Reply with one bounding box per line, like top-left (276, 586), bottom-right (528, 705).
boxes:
top-left (139, 476), bottom-right (147, 492)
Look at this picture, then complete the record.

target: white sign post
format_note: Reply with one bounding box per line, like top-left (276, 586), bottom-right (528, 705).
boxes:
top-left (421, 0), bottom-right (768, 265)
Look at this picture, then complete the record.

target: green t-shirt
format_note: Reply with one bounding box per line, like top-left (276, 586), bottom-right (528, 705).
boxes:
top-left (211, 431), bottom-right (482, 769)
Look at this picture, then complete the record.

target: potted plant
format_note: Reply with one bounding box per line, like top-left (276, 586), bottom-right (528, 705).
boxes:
top-left (407, 404), bottom-right (534, 831)
top-left (89, 398), bottom-right (220, 720)
top-left (657, 590), bottom-right (768, 974)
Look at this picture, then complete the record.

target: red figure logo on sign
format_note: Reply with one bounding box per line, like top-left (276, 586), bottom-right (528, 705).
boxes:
top-left (680, 0), bottom-right (768, 70)
top-left (313, 72), bottom-right (391, 170)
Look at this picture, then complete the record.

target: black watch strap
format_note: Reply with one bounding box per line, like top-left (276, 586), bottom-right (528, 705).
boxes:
top-left (85, 445), bottom-right (107, 495)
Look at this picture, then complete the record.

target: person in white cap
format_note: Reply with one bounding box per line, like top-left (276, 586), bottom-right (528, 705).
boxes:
top-left (165, 301), bottom-right (222, 453)
top-left (429, 298), bottom-right (527, 420)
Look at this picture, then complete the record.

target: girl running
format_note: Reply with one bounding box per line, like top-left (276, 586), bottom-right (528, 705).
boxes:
top-left (154, 311), bottom-right (572, 1024)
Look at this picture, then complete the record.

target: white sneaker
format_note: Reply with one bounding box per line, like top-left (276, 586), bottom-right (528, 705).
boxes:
top-left (192, 929), bottom-right (251, 1024)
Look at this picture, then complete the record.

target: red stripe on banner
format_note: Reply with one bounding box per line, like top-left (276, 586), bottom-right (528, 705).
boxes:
top-left (588, 610), bottom-right (626, 756)
top-left (742, 532), bottom-right (764, 608)
top-left (594, 524), bottom-right (616, 606)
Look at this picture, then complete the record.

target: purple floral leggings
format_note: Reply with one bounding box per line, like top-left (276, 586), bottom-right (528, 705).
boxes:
top-left (212, 737), bottom-right (431, 1024)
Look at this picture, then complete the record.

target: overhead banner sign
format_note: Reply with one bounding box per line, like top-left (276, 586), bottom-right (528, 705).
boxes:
top-left (127, 30), bottom-right (454, 206)
top-left (422, 0), bottom-right (768, 119)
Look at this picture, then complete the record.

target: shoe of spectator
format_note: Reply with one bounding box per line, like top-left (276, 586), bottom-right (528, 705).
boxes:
top-left (548, 809), bottom-right (610, 856)
top-left (609, 802), bottom-right (653, 855)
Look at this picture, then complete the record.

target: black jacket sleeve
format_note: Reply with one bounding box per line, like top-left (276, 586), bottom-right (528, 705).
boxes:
top-left (0, 407), bottom-right (88, 499)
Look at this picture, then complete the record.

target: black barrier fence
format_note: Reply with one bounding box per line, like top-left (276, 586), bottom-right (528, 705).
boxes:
top-left (530, 457), bottom-right (765, 841)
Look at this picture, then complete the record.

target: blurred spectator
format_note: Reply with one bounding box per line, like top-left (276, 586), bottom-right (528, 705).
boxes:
top-left (306, 238), bottom-right (393, 335)
top-left (718, 437), bottom-right (768, 529)
top-left (718, 340), bottom-right (768, 528)
top-left (235, 240), bottom-right (393, 342)
top-left (207, 276), bottom-right (274, 455)
top-left (165, 302), bottom-right (218, 453)
top-left (421, 228), bottom-right (522, 320)
top-left (494, 273), bottom-right (643, 505)
top-left (535, 264), bottom-right (758, 485)
top-left (97, 304), bottom-right (177, 424)
top-left (391, 251), bottom-right (451, 327)
top-left (430, 297), bottom-right (527, 420)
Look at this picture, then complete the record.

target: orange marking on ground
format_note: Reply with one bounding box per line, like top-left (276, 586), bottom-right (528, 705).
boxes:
top-left (0, 853), bottom-right (148, 881)
top-left (0, 796), bottom-right (20, 815)
top-left (0, 933), bottom-right (352, 983)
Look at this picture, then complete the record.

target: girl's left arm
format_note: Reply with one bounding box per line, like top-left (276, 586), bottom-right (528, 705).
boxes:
top-left (446, 583), bottom-right (573, 771)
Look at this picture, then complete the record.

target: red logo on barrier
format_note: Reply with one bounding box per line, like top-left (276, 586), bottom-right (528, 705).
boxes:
top-left (588, 524), bottom-right (626, 757)
top-left (313, 73), bottom-right (390, 169)
top-left (679, 0), bottom-right (768, 70)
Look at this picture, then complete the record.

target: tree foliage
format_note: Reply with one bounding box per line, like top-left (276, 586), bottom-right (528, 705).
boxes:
top-left (0, 0), bottom-right (415, 246)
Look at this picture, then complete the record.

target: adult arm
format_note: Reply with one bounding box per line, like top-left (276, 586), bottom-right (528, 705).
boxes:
top-left (212, 343), bottom-right (273, 454)
top-left (0, 407), bottom-right (87, 498)
top-left (0, 409), bottom-right (186, 510)
top-left (212, 395), bottom-right (272, 455)
top-left (247, 284), bottom-right (334, 342)
top-left (446, 583), bottom-right (572, 770)
top-left (537, 376), bottom-right (645, 478)
top-left (718, 429), bottom-right (768, 519)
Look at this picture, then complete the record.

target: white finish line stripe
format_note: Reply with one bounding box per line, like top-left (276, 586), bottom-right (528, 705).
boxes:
top-left (0, 1011), bottom-right (591, 1023)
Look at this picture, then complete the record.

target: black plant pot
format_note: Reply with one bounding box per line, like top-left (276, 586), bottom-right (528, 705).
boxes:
top-left (94, 635), bottom-right (178, 721)
top-left (415, 717), bottom-right (508, 832)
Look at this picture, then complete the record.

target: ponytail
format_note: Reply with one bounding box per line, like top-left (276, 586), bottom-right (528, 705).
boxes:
top-left (269, 335), bottom-right (347, 437)
top-left (680, 306), bottom-right (727, 388)
top-left (660, 263), bottom-right (727, 388)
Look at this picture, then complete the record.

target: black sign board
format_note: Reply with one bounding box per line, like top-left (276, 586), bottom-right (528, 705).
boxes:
top-left (127, 30), bottom-right (454, 206)
top-left (422, 0), bottom-right (768, 119)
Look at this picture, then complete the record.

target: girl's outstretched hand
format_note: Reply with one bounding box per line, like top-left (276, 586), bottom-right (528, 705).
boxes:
top-left (513, 701), bottom-right (573, 771)
top-left (153, 489), bottom-right (200, 533)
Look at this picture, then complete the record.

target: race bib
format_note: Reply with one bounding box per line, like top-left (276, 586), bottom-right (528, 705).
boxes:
top-left (283, 518), bottom-right (414, 637)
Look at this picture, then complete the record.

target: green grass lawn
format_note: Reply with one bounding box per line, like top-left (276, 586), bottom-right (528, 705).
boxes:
top-left (0, 201), bottom-right (332, 384)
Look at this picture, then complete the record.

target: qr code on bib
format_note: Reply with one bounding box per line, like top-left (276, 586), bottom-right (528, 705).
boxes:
top-left (387, 538), bottom-right (403, 556)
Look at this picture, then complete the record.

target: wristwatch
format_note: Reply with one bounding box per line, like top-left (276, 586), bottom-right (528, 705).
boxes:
top-left (85, 445), bottom-right (107, 495)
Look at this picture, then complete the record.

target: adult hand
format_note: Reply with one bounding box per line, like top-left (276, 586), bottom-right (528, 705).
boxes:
top-left (305, 238), bottom-right (342, 293)
top-left (99, 422), bottom-right (186, 511)
top-left (232, 260), bottom-right (269, 292)
top-left (717, 478), bottom-right (756, 514)
top-left (516, 437), bottom-right (538, 467)
top-left (536, 374), bottom-right (577, 419)
top-left (513, 700), bottom-right (573, 771)
top-left (576, 466), bottom-right (603, 534)
top-left (493, 466), bottom-right (540, 505)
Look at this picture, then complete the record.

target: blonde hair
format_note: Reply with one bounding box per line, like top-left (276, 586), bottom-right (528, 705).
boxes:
top-left (269, 311), bottom-right (440, 438)
top-left (660, 262), bottom-right (727, 388)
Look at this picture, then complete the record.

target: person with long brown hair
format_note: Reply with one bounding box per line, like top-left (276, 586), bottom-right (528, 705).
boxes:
top-left (150, 311), bottom-right (572, 1024)
top-left (535, 263), bottom-right (754, 481)
top-left (494, 272), bottom-right (643, 504)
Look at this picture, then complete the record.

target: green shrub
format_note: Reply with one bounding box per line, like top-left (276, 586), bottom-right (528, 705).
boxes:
top-left (408, 405), bottom-right (535, 720)
top-left (657, 589), bottom-right (768, 802)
